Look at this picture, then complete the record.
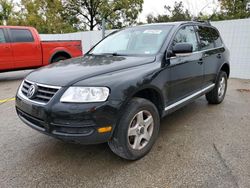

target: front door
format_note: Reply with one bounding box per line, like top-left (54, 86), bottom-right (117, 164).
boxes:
top-left (0, 28), bottom-right (13, 71)
top-left (167, 25), bottom-right (204, 104)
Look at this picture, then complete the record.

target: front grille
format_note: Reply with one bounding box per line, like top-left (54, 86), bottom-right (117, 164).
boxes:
top-left (21, 80), bottom-right (60, 104)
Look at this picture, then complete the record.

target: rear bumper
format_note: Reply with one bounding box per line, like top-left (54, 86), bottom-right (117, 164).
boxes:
top-left (16, 95), bottom-right (123, 144)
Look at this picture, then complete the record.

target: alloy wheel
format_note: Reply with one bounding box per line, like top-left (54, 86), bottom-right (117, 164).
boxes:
top-left (218, 76), bottom-right (226, 98)
top-left (127, 110), bottom-right (154, 150)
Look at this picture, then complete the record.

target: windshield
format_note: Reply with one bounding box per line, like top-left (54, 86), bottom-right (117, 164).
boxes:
top-left (89, 25), bottom-right (173, 56)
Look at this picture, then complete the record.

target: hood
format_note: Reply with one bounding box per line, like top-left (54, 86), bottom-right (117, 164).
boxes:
top-left (26, 55), bottom-right (156, 86)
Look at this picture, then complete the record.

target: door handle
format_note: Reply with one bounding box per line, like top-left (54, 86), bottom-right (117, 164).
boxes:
top-left (197, 58), bottom-right (203, 65)
top-left (217, 54), bottom-right (222, 59)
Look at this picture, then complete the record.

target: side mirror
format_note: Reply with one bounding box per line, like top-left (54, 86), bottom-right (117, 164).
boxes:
top-left (172, 43), bottom-right (193, 55)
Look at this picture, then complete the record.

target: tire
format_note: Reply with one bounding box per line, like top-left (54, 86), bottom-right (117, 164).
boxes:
top-left (51, 56), bottom-right (68, 63)
top-left (206, 71), bottom-right (228, 104)
top-left (108, 97), bottom-right (160, 160)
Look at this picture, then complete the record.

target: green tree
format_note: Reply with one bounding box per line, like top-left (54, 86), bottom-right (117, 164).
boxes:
top-left (15, 0), bottom-right (78, 33)
top-left (219, 0), bottom-right (250, 19)
top-left (169, 1), bottom-right (191, 21)
top-left (64, 0), bottom-right (144, 30)
top-left (146, 1), bottom-right (191, 23)
top-left (0, 0), bottom-right (14, 25)
top-left (198, 0), bottom-right (250, 21)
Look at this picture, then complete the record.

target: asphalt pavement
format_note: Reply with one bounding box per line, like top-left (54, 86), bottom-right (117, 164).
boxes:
top-left (0, 70), bottom-right (249, 188)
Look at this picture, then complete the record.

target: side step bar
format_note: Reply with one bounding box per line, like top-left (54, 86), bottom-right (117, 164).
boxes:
top-left (165, 84), bottom-right (215, 111)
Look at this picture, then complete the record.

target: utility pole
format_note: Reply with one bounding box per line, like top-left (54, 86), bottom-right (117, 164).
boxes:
top-left (247, 1), bottom-right (250, 11)
top-left (102, 18), bottom-right (106, 39)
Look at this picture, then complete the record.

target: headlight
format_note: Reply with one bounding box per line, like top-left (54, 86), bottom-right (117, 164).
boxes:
top-left (60, 87), bottom-right (110, 103)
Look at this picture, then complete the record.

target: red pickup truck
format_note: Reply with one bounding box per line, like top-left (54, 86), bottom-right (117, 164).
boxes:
top-left (0, 26), bottom-right (83, 72)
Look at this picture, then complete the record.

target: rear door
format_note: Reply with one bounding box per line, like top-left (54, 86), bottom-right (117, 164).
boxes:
top-left (167, 25), bottom-right (204, 103)
top-left (196, 26), bottom-right (225, 84)
top-left (8, 28), bottom-right (42, 69)
top-left (0, 28), bottom-right (13, 71)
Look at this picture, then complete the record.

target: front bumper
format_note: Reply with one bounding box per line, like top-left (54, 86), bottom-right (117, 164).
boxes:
top-left (16, 95), bottom-right (123, 144)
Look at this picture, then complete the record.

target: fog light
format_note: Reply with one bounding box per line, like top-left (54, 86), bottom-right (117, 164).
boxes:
top-left (98, 126), bottom-right (112, 133)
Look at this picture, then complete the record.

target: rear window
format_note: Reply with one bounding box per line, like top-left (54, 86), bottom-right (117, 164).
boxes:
top-left (197, 26), bottom-right (223, 50)
top-left (0, 29), bottom-right (6, 43)
top-left (10, 29), bottom-right (34, 43)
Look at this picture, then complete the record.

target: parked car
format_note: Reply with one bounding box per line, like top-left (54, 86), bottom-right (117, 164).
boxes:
top-left (0, 26), bottom-right (82, 72)
top-left (16, 21), bottom-right (230, 160)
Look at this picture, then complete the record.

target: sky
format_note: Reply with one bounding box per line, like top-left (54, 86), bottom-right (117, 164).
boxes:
top-left (138, 0), bottom-right (219, 22)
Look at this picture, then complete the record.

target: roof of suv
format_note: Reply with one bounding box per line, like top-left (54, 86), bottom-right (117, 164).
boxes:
top-left (139, 21), bottom-right (212, 28)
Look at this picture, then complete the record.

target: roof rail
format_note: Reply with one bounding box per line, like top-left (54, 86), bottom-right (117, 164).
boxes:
top-left (192, 17), bottom-right (211, 25)
top-left (196, 20), bottom-right (211, 25)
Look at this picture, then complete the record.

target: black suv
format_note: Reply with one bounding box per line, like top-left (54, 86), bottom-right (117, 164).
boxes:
top-left (16, 21), bottom-right (230, 160)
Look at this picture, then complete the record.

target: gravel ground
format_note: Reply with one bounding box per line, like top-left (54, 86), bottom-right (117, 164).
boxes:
top-left (0, 70), bottom-right (249, 188)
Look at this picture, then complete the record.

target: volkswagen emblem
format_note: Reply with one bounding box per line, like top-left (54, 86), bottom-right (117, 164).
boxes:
top-left (27, 84), bottom-right (37, 99)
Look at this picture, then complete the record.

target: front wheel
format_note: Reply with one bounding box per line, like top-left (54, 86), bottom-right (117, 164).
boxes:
top-left (206, 71), bottom-right (228, 104)
top-left (108, 98), bottom-right (160, 160)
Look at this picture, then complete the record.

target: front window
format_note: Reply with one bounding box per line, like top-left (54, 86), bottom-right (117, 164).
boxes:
top-left (172, 26), bottom-right (199, 52)
top-left (89, 25), bottom-right (173, 56)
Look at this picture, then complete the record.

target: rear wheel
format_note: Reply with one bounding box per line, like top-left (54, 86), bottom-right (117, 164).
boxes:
top-left (51, 56), bottom-right (68, 63)
top-left (108, 98), bottom-right (160, 160)
top-left (206, 71), bottom-right (228, 104)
